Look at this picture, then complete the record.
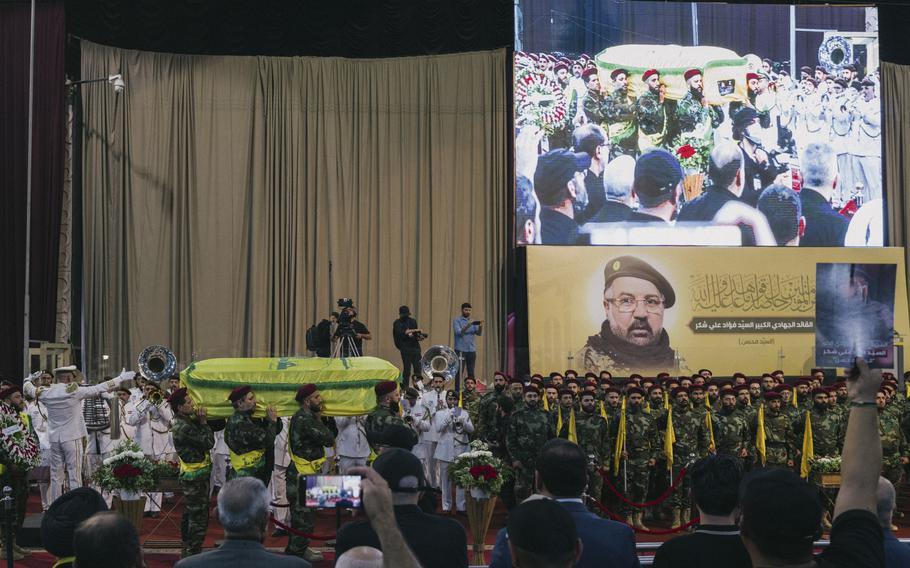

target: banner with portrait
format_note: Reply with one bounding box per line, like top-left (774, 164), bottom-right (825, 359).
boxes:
top-left (527, 246), bottom-right (907, 377)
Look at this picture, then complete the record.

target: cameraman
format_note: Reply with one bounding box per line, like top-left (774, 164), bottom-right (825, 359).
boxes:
top-left (732, 107), bottom-right (783, 208)
top-left (393, 306), bottom-right (425, 387)
top-left (335, 302), bottom-right (371, 357)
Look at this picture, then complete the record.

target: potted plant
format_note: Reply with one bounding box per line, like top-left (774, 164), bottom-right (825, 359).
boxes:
top-left (675, 140), bottom-right (711, 202)
top-left (449, 440), bottom-right (511, 565)
top-left (810, 456), bottom-right (842, 487)
top-left (93, 440), bottom-right (165, 529)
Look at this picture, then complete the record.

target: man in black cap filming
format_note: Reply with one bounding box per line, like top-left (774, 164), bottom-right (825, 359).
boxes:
top-left (577, 254), bottom-right (676, 374)
top-left (533, 148), bottom-right (591, 244)
top-left (392, 305), bottom-right (425, 388)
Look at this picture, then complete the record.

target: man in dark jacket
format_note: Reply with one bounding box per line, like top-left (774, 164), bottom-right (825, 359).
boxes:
top-left (392, 306), bottom-right (424, 387)
top-left (798, 142), bottom-right (848, 246)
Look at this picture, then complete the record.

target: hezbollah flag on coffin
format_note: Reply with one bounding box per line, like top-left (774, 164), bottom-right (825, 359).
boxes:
top-left (181, 357), bottom-right (400, 419)
top-left (594, 44), bottom-right (749, 105)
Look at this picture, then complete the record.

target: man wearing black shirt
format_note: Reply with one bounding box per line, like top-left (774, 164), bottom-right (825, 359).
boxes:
top-left (653, 455), bottom-right (751, 568)
top-left (572, 124), bottom-right (609, 225)
top-left (392, 306), bottom-right (424, 387)
top-left (334, 306), bottom-right (371, 357)
top-left (534, 149), bottom-right (591, 244)
top-left (627, 149), bottom-right (683, 224)
top-left (678, 142), bottom-right (744, 223)
top-left (798, 142), bottom-right (848, 247)
top-left (335, 449), bottom-right (467, 568)
top-left (732, 108), bottom-right (778, 207)
top-left (738, 358), bottom-right (884, 568)
top-left (586, 155), bottom-right (635, 223)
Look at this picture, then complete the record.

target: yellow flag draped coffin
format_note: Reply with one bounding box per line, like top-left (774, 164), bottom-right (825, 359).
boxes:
top-left (180, 357), bottom-right (400, 419)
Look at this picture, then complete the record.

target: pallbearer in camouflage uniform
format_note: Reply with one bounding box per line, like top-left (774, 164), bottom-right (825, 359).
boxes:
top-left (169, 388), bottom-right (215, 558)
top-left (365, 381), bottom-right (415, 452)
top-left (660, 387), bottom-right (708, 528)
top-left (224, 385), bottom-right (281, 486)
top-left (635, 69), bottom-right (669, 152)
top-left (576, 391), bottom-right (610, 511)
top-left (286, 384), bottom-right (337, 563)
top-left (581, 68), bottom-right (606, 126)
top-left (507, 385), bottom-right (551, 502)
top-left (756, 391), bottom-right (795, 469)
top-left (877, 389), bottom-right (909, 486)
top-left (617, 386), bottom-right (658, 530)
top-left (674, 68), bottom-right (722, 151)
top-left (603, 68), bottom-right (637, 158)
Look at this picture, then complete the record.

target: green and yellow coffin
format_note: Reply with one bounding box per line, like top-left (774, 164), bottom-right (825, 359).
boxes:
top-left (180, 357), bottom-right (399, 419)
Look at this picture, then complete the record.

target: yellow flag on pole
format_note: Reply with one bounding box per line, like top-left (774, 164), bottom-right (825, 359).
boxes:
top-left (613, 397), bottom-right (626, 473)
top-left (756, 403), bottom-right (767, 466)
top-left (542, 393), bottom-right (550, 412)
top-left (568, 408), bottom-right (578, 444)
top-left (556, 405), bottom-right (563, 434)
top-left (705, 411), bottom-right (715, 452)
top-left (792, 388), bottom-right (799, 408)
top-left (600, 400), bottom-right (608, 420)
top-left (664, 407), bottom-right (675, 471)
top-left (800, 411), bottom-right (814, 479)
top-left (663, 390), bottom-right (670, 410)
top-left (458, 389), bottom-right (463, 409)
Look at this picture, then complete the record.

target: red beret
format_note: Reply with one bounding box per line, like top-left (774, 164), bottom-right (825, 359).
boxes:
top-left (558, 388), bottom-right (574, 398)
top-left (747, 72), bottom-right (760, 82)
top-left (585, 379), bottom-right (598, 388)
top-left (494, 371), bottom-right (507, 379)
top-left (764, 391), bottom-right (782, 401)
top-left (581, 68), bottom-right (598, 81)
top-left (167, 387), bottom-right (188, 405)
top-left (296, 383), bottom-right (318, 402)
top-left (565, 378), bottom-right (581, 387)
top-left (610, 68), bottom-right (629, 80)
top-left (629, 374), bottom-right (643, 381)
top-left (584, 372), bottom-right (596, 379)
top-left (642, 69), bottom-right (659, 81)
top-left (0, 385), bottom-right (20, 400)
top-left (565, 369), bottom-right (578, 376)
top-left (627, 386), bottom-right (645, 396)
top-left (647, 384), bottom-right (663, 393)
top-left (605, 386), bottom-right (622, 395)
top-left (523, 385), bottom-right (540, 394)
top-left (775, 384), bottom-right (793, 392)
top-left (811, 387), bottom-right (828, 396)
top-left (689, 384), bottom-right (705, 392)
top-left (509, 377), bottom-right (525, 386)
top-left (671, 387), bottom-right (689, 398)
top-left (530, 377), bottom-right (543, 386)
top-left (554, 62), bottom-right (568, 73)
top-left (734, 385), bottom-right (751, 394)
top-left (374, 381), bottom-right (398, 397)
top-left (531, 373), bottom-right (543, 380)
top-left (228, 385), bottom-right (252, 403)
top-left (684, 68), bottom-right (701, 81)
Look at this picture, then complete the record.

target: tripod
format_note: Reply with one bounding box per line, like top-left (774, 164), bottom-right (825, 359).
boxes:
top-left (331, 332), bottom-right (361, 358)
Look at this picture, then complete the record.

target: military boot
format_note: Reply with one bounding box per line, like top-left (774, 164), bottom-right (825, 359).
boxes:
top-left (671, 508), bottom-right (681, 529)
top-left (625, 514), bottom-right (634, 526)
top-left (681, 508), bottom-right (691, 529)
top-left (633, 511), bottom-right (650, 531)
top-left (822, 511), bottom-right (833, 530)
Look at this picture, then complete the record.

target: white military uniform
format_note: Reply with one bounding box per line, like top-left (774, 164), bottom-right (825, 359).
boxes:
top-left (433, 406), bottom-right (474, 512)
top-left (851, 93), bottom-right (882, 201)
top-left (827, 92), bottom-right (856, 203)
top-left (26, 400), bottom-right (51, 510)
top-left (83, 393), bottom-right (115, 505)
top-left (22, 369), bottom-right (132, 503)
top-left (335, 416), bottom-right (370, 473)
top-left (124, 397), bottom-right (174, 512)
top-left (210, 428), bottom-right (229, 495)
top-left (417, 389), bottom-right (446, 488)
top-left (270, 416), bottom-right (291, 526)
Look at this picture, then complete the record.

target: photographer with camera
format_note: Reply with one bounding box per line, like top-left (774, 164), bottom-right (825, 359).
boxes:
top-left (334, 298), bottom-right (371, 357)
top-left (731, 107), bottom-right (787, 208)
top-left (393, 306), bottom-right (426, 388)
top-left (452, 303), bottom-right (483, 378)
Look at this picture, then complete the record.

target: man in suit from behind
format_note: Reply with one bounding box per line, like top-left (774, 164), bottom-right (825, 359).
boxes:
top-left (174, 476), bottom-right (311, 568)
top-left (489, 438), bottom-right (641, 568)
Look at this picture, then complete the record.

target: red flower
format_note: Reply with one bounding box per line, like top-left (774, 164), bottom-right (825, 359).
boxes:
top-left (469, 464), bottom-right (499, 481)
top-left (676, 144), bottom-right (696, 159)
top-left (113, 464), bottom-right (142, 479)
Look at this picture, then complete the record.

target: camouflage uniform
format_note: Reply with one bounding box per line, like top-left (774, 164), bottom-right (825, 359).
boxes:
top-left (506, 405), bottom-right (551, 502)
top-left (461, 389), bottom-right (481, 435)
top-left (635, 89), bottom-right (668, 152)
top-left (616, 405), bottom-right (658, 516)
top-left (673, 89), bottom-right (722, 150)
top-left (171, 414), bottom-right (215, 557)
top-left (582, 89), bottom-right (607, 127)
top-left (603, 87), bottom-right (637, 158)
top-left (711, 407), bottom-right (750, 459)
top-left (365, 404), bottom-right (414, 451)
top-left (476, 390), bottom-right (501, 443)
top-left (286, 406), bottom-right (337, 558)
top-left (879, 408), bottom-right (908, 485)
top-left (756, 406), bottom-right (796, 468)
top-left (659, 404), bottom-right (708, 511)
top-left (575, 409), bottom-right (610, 509)
top-left (794, 407), bottom-right (845, 459)
top-left (224, 409), bottom-right (282, 486)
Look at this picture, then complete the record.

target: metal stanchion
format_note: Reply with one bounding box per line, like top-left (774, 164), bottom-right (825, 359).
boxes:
top-left (2, 486), bottom-right (13, 568)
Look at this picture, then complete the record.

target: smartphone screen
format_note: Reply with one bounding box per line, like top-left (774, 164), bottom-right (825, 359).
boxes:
top-left (301, 475), bottom-right (363, 509)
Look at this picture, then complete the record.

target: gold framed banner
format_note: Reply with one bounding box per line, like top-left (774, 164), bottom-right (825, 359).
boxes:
top-left (527, 246), bottom-right (908, 376)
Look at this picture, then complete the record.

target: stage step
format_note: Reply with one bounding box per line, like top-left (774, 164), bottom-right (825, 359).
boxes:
top-left (19, 512), bottom-right (43, 548)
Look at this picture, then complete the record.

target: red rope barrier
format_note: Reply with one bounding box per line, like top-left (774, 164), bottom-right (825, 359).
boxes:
top-left (270, 501), bottom-right (291, 508)
top-left (598, 466), bottom-right (688, 508)
top-left (587, 496), bottom-right (700, 535)
top-left (269, 514), bottom-right (337, 540)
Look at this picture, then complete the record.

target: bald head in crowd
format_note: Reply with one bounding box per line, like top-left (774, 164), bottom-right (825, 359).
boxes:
top-left (801, 142), bottom-right (839, 199)
top-left (336, 546), bottom-right (384, 568)
top-left (708, 142), bottom-right (744, 198)
top-left (603, 155), bottom-right (635, 207)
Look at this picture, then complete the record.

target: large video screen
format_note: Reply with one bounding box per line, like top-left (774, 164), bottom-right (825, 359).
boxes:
top-left (514, 3), bottom-right (882, 247)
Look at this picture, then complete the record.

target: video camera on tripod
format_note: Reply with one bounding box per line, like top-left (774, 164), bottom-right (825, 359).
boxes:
top-left (335, 298), bottom-right (357, 339)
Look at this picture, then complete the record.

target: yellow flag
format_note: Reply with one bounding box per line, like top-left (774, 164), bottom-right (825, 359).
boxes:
top-left (663, 390), bottom-right (670, 410)
top-left (664, 407), bottom-right (675, 471)
top-left (542, 393), bottom-right (550, 412)
top-left (458, 389), bottom-right (463, 409)
top-left (704, 392), bottom-right (711, 409)
top-left (906, 382), bottom-right (910, 400)
top-left (568, 408), bottom-right (578, 444)
top-left (705, 411), bottom-right (715, 452)
top-left (792, 388), bottom-right (799, 408)
top-left (644, 400), bottom-right (651, 414)
top-left (599, 400), bottom-right (608, 420)
top-left (613, 397), bottom-right (626, 473)
top-left (756, 403), bottom-right (767, 466)
top-left (800, 411), bottom-right (814, 479)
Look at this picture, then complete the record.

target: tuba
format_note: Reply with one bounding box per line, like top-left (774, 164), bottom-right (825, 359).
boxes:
top-left (420, 345), bottom-right (460, 383)
top-left (137, 345), bottom-right (177, 385)
top-left (818, 35), bottom-right (853, 74)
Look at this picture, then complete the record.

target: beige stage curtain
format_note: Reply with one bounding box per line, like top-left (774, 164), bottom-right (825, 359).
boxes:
top-left (883, 61), bottom-right (910, 300)
top-left (80, 40), bottom-right (508, 381)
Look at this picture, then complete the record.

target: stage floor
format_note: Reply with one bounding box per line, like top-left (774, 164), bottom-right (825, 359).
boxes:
top-left (13, 488), bottom-right (910, 567)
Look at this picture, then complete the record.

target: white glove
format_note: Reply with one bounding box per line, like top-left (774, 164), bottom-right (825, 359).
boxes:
top-left (117, 369), bottom-right (137, 382)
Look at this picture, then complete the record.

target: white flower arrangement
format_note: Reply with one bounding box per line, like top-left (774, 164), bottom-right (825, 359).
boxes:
top-left (102, 450), bottom-right (146, 466)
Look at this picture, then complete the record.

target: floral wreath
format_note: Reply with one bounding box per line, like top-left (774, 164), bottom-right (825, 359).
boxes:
top-left (515, 69), bottom-right (568, 134)
top-left (0, 402), bottom-right (40, 469)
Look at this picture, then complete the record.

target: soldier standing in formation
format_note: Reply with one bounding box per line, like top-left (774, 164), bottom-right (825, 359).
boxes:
top-left (618, 386), bottom-right (658, 530)
top-left (757, 391), bottom-right (795, 469)
top-left (507, 385), bottom-right (550, 502)
top-left (365, 381), bottom-right (415, 453)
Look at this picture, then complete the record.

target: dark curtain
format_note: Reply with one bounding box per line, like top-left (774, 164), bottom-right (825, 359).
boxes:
top-left (0, 0), bottom-right (66, 381)
top-left (66, 0), bottom-right (514, 58)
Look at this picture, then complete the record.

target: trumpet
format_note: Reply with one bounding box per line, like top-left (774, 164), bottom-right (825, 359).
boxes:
top-left (147, 390), bottom-right (163, 405)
